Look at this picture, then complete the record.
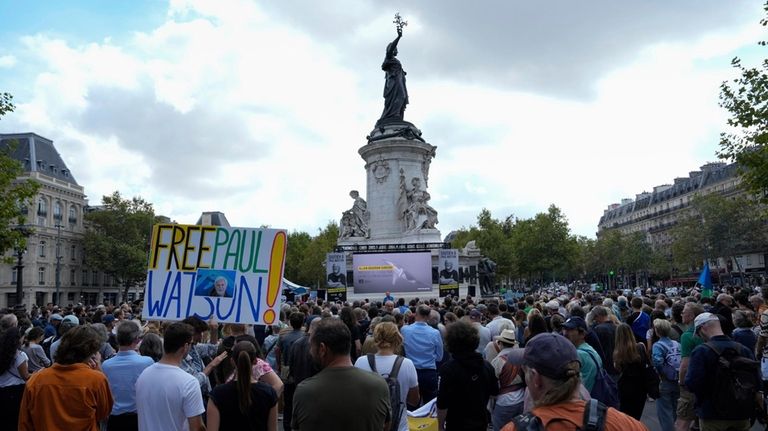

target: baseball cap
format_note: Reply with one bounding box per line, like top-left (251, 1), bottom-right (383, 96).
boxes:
top-left (694, 312), bottom-right (719, 332)
top-left (562, 316), bottom-right (587, 331)
top-left (508, 333), bottom-right (579, 380)
top-left (50, 313), bottom-right (64, 322)
top-left (62, 315), bottom-right (80, 324)
top-left (546, 300), bottom-right (560, 310)
top-left (102, 315), bottom-right (116, 324)
top-left (469, 309), bottom-right (482, 320)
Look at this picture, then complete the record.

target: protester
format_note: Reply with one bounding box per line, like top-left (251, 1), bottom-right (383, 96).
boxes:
top-left (207, 341), bottom-right (278, 431)
top-left (613, 322), bottom-right (647, 419)
top-left (354, 321), bottom-right (419, 431)
top-left (402, 304), bottom-right (443, 404)
top-left (136, 322), bottom-right (205, 431)
top-left (21, 326), bottom-right (50, 372)
top-left (490, 329), bottom-right (525, 431)
top-left (436, 320), bottom-right (498, 431)
top-left (651, 318), bottom-right (681, 431)
top-left (102, 320), bottom-right (154, 431)
top-left (500, 333), bottom-right (646, 431)
top-left (19, 325), bottom-right (113, 431)
top-left (561, 316), bottom-right (601, 391)
top-left (276, 311), bottom-right (305, 431)
top-left (292, 318), bottom-right (391, 431)
top-left (685, 312), bottom-right (759, 431)
top-left (675, 302), bottom-right (704, 431)
top-left (138, 332), bottom-right (163, 362)
top-left (180, 316), bottom-right (226, 399)
top-left (0, 327), bottom-right (28, 431)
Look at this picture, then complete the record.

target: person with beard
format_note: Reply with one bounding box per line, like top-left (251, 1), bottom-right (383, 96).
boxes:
top-left (292, 318), bottom-right (391, 431)
top-left (436, 320), bottom-right (498, 431)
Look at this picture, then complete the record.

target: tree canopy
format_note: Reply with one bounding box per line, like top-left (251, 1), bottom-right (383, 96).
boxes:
top-left (83, 191), bottom-right (157, 302)
top-left (719, 1), bottom-right (768, 199)
top-left (0, 92), bottom-right (40, 257)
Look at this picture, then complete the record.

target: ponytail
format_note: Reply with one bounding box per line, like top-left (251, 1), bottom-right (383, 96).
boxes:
top-left (233, 341), bottom-right (256, 415)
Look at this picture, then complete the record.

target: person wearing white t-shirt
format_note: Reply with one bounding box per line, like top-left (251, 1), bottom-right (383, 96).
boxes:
top-left (136, 322), bottom-right (208, 431)
top-left (354, 321), bottom-right (419, 431)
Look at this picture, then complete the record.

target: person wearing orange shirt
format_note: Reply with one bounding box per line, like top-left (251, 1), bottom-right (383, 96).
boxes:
top-left (19, 325), bottom-right (113, 431)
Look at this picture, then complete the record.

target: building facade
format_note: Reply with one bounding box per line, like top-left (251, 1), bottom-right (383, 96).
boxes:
top-left (1, 133), bottom-right (126, 309)
top-left (597, 161), bottom-right (766, 276)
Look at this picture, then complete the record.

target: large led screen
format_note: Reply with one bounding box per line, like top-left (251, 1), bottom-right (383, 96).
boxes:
top-left (353, 252), bottom-right (433, 293)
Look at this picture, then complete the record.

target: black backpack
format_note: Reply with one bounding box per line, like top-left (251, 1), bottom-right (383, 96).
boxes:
top-left (367, 354), bottom-right (404, 431)
top-left (512, 399), bottom-right (608, 431)
top-left (704, 342), bottom-right (761, 419)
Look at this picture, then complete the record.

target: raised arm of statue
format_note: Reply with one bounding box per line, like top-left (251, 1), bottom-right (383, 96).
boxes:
top-left (386, 29), bottom-right (402, 58)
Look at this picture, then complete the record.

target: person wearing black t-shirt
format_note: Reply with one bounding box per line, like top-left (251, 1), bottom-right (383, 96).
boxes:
top-left (207, 341), bottom-right (278, 431)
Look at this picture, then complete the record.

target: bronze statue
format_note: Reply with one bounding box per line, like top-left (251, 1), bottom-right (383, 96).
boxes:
top-left (377, 14), bottom-right (409, 125)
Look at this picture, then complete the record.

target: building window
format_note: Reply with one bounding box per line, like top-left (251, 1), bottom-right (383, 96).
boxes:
top-left (103, 273), bottom-right (110, 285)
top-left (37, 198), bottom-right (47, 217)
top-left (92, 271), bottom-right (99, 286)
top-left (70, 269), bottom-right (76, 285)
top-left (38, 267), bottom-right (45, 285)
top-left (68, 206), bottom-right (77, 224)
top-left (11, 268), bottom-right (17, 284)
top-left (67, 292), bottom-right (76, 302)
top-left (70, 245), bottom-right (76, 261)
top-left (54, 201), bottom-right (62, 221)
top-left (82, 270), bottom-right (89, 286)
top-left (38, 241), bottom-right (46, 257)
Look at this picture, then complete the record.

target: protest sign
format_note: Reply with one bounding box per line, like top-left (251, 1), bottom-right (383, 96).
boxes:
top-left (326, 252), bottom-right (348, 302)
top-left (142, 224), bottom-right (287, 325)
top-left (438, 249), bottom-right (459, 298)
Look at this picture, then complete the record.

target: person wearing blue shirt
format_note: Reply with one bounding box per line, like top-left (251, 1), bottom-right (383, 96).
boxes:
top-left (101, 320), bottom-right (154, 431)
top-left (402, 304), bottom-right (443, 404)
top-left (383, 291), bottom-right (395, 304)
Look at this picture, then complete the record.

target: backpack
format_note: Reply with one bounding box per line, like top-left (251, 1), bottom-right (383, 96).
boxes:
top-left (704, 341), bottom-right (761, 418)
top-left (367, 354), bottom-right (404, 431)
top-left (512, 399), bottom-right (608, 431)
top-left (584, 349), bottom-right (620, 410)
top-left (41, 335), bottom-right (56, 361)
top-left (659, 340), bottom-right (681, 382)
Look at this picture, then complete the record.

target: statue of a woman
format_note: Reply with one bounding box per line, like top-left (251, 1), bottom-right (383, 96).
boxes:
top-left (377, 28), bottom-right (409, 125)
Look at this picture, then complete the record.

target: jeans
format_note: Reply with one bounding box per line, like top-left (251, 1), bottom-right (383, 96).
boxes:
top-left (492, 401), bottom-right (524, 431)
top-left (656, 379), bottom-right (680, 431)
top-left (416, 368), bottom-right (438, 404)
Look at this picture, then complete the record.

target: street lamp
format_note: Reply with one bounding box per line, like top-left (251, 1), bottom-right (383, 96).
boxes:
top-left (13, 225), bottom-right (32, 308)
top-left (55, 220), bottom-right (63, 306)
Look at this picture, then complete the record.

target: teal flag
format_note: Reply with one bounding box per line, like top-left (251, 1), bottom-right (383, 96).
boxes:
top-left (698, 262), bottom-right (713, 298)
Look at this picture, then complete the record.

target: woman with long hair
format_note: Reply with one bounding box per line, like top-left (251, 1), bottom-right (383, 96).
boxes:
top-left (354, 322), bottom-right (419, 431)
top-left (207, 341), bottom-right (278, 431)
top-left (614, 322), bottom-right (647, 419)
top-left (340, 306), bottom-right (362, 361)
top-left (0, 327), bottom-right (29, 431)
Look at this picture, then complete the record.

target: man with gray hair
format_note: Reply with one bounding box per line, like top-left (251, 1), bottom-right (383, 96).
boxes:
top-left (102, 320), bottom-right (154, 431)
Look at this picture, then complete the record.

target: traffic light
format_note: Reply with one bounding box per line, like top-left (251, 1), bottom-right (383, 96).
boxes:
top-left (609, 270), bottom-right (615, 276)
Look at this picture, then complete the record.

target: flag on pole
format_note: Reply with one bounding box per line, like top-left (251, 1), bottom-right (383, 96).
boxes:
top-left (698, 262), bottom-right (713, 298)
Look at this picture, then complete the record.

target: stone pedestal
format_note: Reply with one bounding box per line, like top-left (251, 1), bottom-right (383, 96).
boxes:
top-left (354, 121), bottom-right (441, 244)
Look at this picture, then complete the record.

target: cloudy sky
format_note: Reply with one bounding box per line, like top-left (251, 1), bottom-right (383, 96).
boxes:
top-left (0, 1), bottom-right (764, 239)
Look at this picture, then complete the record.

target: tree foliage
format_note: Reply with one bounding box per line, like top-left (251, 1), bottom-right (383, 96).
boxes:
top-left (84, 191), bottom-right (157, 302)
top-left (0, 92), bottom-right (40, 257)
top-left (670, 193), bottom-right (768, 271)
top-left (719, 1), bottom-right (768, 198)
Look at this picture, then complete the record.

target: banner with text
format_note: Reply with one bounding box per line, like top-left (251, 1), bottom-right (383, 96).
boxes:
top-left (438, 249), bottom-right (459, 298)
top-left (142, 224), bottom-right (287, 325)
top-left (326, 252), bottom-right (348, 302)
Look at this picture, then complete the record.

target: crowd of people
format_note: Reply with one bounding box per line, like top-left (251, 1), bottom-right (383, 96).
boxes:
top-left (0, 283), bottom-right (765, 431)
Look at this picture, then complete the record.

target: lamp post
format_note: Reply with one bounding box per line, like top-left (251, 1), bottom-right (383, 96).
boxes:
top-left (55, 221), bottom-right (62, 306)
top-left (13, 225), bottom-right (32, 308)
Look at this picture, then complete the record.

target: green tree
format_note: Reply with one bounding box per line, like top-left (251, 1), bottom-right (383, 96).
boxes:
top-left (0, 92), bottom-right (40, 257)
top-left (719, 2), bottom-right (768, 198)
top-left (297, 222), bottom-right (339, 287)
top-left (670, 193), bottom-right (768, 272)
top-left (283, 230), bottom-right (312, 285)
top-left (84, 191), bottom-right (157, 303)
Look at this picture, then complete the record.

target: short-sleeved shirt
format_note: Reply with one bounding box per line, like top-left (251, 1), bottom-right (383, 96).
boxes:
top-left (577, 343), bottom-right (601, 392)
top-left (0, 350), bottom-right (27, 386)
top-left (292, 366), bottom-right (390, 431)
top-left (500, 400), bottom-right (647, 431)
top-left (354, 354), bottom-right (419, 431)
top-left (209, 381), bottom-right (277, 431)
top-left (680, 326), bottom-right (703, 358)
top-left (136, 363), bottom-right (205, 431)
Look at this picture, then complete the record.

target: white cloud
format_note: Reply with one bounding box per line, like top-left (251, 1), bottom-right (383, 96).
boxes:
top-left (0, 1), bottom-right (762, 239)
top-left (0, 55), bottom-right (16, 68)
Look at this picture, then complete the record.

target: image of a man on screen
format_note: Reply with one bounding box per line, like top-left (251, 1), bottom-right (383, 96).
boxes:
top-left (439, 260), bottom-right (459, 285)
top-left (327, 264), bottom-right (347, 288)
